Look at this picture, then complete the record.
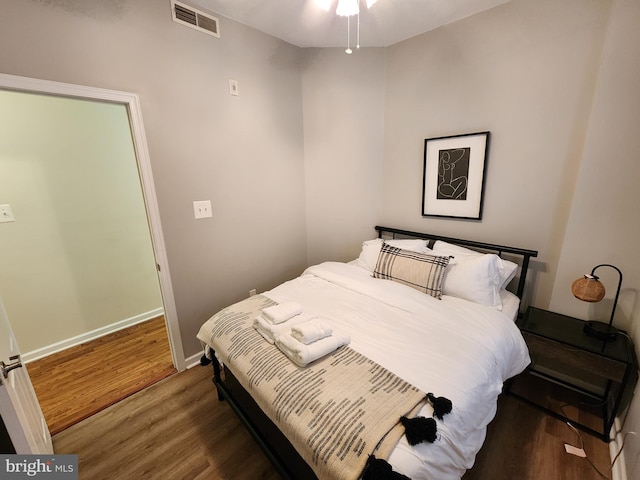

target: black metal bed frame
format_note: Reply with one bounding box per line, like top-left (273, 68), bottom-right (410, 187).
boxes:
top-left (207, 226), bottom-right (539, 479)
top-left (374, 225), bottom-right (539, 307)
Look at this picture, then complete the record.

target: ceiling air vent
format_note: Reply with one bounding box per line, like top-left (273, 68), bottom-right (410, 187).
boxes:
top-left (171, 0), bottom-right (220, 38)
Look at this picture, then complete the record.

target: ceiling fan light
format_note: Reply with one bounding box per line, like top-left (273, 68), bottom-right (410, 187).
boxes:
top-left (337, 0), bottom-right (359, 17)
top-left (315, 0), bottom-right (333, 11)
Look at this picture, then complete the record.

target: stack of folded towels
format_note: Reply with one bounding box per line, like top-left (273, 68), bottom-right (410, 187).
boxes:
top-left (253, 301), bottom-right (350, 367)
top-left (253, 302), bottom-right (308, 344)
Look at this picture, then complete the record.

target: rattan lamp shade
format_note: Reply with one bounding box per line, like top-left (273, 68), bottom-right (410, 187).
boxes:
top-left (571, 275), bottom-right (606, 302)
top-left (572, 264), bottom-right (622, 342)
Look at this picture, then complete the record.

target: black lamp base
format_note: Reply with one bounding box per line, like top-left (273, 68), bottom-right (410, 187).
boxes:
top-left (583, 321), bottom-right (618, 342)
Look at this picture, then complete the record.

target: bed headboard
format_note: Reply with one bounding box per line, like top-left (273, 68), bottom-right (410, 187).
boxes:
top-left (374, 225), bottom-right (538, 302)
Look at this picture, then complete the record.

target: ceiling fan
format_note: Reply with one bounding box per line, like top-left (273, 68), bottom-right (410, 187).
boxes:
top-left (316, 0), bottom-right (379, 54)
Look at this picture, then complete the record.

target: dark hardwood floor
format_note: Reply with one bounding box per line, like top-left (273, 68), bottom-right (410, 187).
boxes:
top-left (52, 364), bottom-right (613, 480)
top-left (53, 364), bottom-right (279, 480)
top-left (463, 393), bottom-right (611, 480)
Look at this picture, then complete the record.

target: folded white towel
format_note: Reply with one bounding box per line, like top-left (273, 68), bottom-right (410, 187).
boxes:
top-left (290, 319), bottom-right (333, 345)
top-left (275, 331), bottom-right (350, 367)
top-left (262, 302), bottom-right (303, 325)
top-left (253, 314), bottom-right (311, 344)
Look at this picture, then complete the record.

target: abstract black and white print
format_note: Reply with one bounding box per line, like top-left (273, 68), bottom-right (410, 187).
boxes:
top-left (437, 147), bottom-right (470, 200)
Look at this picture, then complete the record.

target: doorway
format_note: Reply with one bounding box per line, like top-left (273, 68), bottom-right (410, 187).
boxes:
top-left (0, 74), bottom-right (184, 432)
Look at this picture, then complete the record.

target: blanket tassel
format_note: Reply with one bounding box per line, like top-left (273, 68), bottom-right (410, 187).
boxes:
top-left (400, 416), bottom-right (437, 445)
top-left (362, 455), bottom-right (411, 480)
top-left (426, 392), bottom-right (452, 420)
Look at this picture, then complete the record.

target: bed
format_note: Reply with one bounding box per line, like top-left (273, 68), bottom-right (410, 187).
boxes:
top-left (197, 226), bottom-right (538, 479)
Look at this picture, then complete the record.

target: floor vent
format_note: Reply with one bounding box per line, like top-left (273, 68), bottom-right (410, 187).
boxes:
top-left (171, 0), bottom-right (220, 38)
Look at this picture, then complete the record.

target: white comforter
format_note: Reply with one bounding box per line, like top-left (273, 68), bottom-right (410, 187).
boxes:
top-left (263, 261), bottom-right (530, 479)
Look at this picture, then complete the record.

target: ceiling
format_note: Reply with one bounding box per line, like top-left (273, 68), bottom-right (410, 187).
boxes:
top-left (196, 0), bottom-right (511, 48)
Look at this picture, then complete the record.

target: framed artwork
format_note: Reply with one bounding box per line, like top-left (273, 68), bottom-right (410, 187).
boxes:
top-left (422, 131), bottom-right (490, 220)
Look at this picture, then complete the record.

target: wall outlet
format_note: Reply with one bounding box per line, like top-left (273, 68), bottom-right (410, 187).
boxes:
top-left (0, 204), bottom-right (15, 223)
top-left (193, 200), bottom-right (212, 219)
top-left (249, 289), bottom-right (256, 297)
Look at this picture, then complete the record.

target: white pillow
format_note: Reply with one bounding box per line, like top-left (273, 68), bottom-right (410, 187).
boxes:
top-left (440, 253), bottom-right (503, 309)
top-left (355, 238), bottom-right (430, 272)
top-left (499, 260), bottom-right (518, 289)
top-left (432, 241), bottom-right (518, 289)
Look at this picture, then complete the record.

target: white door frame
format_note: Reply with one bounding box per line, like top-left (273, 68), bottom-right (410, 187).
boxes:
top-left (0, 73), bottom-right (186, 371)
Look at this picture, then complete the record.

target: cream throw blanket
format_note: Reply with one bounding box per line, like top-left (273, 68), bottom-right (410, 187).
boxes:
top-left (197, 295), bottom-right (427, 480)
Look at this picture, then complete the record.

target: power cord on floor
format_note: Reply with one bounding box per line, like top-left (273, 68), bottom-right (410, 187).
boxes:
top-left (611, 429), bottom-right (639, 480)
top-left (611, 431), bottom-right (636, 467)
top-left (558, 399), bottom-right (639, 480)
top-left (556, 401), bottom-right (612, 479)
top-left (564, 421), bottom-right (609, 480)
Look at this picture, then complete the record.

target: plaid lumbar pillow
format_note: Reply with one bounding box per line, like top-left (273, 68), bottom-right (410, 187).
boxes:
top-left (373, 242), bottom-right (451, 299)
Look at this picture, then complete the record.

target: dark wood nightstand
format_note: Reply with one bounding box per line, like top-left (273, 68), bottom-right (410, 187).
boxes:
top-left (507, 306), bottom-right (638, 441)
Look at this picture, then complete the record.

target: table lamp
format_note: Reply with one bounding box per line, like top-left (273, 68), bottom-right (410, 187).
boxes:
top-left (571, 264), bottom-right (622, 342)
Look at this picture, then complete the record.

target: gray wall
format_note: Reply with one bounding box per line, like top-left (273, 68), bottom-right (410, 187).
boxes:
top-left (302, 48), bottom-right (386, 265)
top-left (549, 0), bottom-right (640, 474)
top-left (380, 0), bottom-right (610, 309)
top-left (0, 0), bottom-right (308, 358)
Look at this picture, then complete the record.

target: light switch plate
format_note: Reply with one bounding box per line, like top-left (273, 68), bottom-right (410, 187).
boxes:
top-left (0, 204), bottom-right (15, 223)
top-left (193, 200), bottom-right (212, 219)
top-left (229, 79), bottom-right (239, 96)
